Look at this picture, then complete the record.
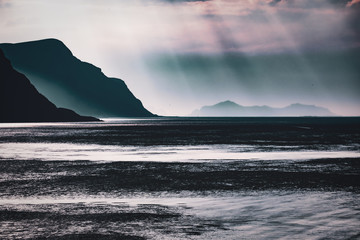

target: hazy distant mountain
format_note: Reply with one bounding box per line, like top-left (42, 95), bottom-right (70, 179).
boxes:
top-left (191, 101), bottom-right (336, 117)
top-left (0, 39), bottom-right (154, 117)
top-left (0, 49), bottom-right (98, 122)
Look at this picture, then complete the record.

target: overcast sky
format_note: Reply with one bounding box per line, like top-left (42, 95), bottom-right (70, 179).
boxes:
top-left (1, 0), bottom-right (359, 115)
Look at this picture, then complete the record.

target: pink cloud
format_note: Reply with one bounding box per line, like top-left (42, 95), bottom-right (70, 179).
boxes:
top-left (347, 0), bottom-right (360, 7)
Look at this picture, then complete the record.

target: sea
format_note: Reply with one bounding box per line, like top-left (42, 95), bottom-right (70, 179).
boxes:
top-left (0, 117), bottom-right (359, 240)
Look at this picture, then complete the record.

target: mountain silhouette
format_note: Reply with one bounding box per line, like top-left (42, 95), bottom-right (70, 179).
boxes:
top-left (191, 100), bottom-right (336, 116)
top-left (0, 49), bottom-right (99, 122)
top-left (0, 39), bottom-right (154, 117)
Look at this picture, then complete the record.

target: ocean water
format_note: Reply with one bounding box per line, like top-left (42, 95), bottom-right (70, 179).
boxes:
top-left (0, 117), bottom-right (359, 240)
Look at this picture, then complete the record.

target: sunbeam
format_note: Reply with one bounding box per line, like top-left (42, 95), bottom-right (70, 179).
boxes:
top-left (0, 0), bottom-right (359, 115)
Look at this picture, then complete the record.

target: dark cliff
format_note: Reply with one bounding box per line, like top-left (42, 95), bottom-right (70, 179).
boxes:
top-left (0, 39), bottom-right (154, 117)
top-left (0, 49), bottom-right (99, 122)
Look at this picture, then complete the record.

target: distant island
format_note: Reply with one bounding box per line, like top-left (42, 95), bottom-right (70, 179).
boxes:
top-left (0, 49), bottom-right (99, 122)
top-left (191, 100), bottom-right (336, 117)
top-left (0, 39), bottom-right (154, 118)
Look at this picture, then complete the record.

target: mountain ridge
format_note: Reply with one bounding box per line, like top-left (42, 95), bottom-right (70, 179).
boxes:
top-left (0, 38), bottom-right (155, 117)
top-left (0, 49), bottom-right (99, 122)
top-left (191, 101), bottom-right (336, 117)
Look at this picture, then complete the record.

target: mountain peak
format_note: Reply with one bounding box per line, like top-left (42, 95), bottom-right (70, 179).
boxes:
top-left (288, 103), bottom-right (314, 108)
top-left (214, 100), bottom-right (240, 107)
top-left (27, 38), bottom-right (67, 46)
top-left (192, 101), bottom-right (336, 117)
top-left (1, 38), bottom-right (73, 57)
top-left (0, 39), bottom-right (154, 117)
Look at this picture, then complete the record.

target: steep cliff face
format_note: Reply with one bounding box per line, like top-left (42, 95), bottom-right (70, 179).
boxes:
top-left (0, 49), bottom-right (99, 122)
top-left (0, 39), bottom-right (154, 117)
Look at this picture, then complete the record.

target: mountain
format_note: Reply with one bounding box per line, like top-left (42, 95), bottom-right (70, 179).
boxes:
top-left (0, 39), bottom-right (154, 117)
top-left (0, 49), bottom-right (99, 122)
top-left (191, 101), bottom-right (336, 117)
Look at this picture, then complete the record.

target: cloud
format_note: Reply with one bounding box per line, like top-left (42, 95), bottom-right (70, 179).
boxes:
top-left (160, 0), bottom-right (210, 3)
top-left (269, 0), bottom-right (282, 6)
top-left (0, 0), bottom-right (11, 8)
top-left (268, 0), bottom-right (345, 8)
top-left (2, 0), bottom-right (358, 55)
top-left (346, 0), bottom-right (360, 6)
top-left (186, 0), bottom-right (360, 53)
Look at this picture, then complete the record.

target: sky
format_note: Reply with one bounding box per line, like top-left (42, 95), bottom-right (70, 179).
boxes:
top-left (0, 0), bottom-right (359, 116)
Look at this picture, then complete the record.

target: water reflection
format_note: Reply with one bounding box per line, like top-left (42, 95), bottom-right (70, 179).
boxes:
top-left (0, 118), bottom-right (359, 239)
top-left (0, 142), bottom-right (359, 162)
top-left (0, 191), bottom-right (359, 239)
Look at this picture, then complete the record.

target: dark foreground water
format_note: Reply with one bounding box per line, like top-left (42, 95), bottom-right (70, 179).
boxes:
top-left (0, 117), bottom-right (359, 239)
